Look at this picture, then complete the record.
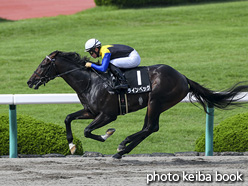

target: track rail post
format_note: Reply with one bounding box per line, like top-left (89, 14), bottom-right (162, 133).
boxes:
top-left (205, 105), bottom-right (214, 156)
top-left (9, 105), bottom-right (18, 158)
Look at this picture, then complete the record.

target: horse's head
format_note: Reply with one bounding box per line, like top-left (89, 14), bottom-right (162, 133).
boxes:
top-left (27, 51), bottom-right (59, 89)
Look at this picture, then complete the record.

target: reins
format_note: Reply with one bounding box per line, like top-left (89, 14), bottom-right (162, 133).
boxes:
top-left (36, 55), bottom-right (113, 89)
top-left (47, 56), bottom-right (85, 79)
top-left (90, 68), bottom-right (114, 89)
top-left (34, 56), bottom-right (85, 87)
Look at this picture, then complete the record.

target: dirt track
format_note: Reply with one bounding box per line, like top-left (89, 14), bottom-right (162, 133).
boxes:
top-left (0, 0), bottom-right (95, 20)
top-left (0, 156), bottom-right (247, 186)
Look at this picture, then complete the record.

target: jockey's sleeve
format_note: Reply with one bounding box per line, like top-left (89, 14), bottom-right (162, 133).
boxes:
top-left (91, 53), bottom-right (111, 72)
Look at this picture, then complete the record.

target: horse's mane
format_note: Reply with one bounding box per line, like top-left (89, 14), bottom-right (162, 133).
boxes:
top-left (50, 51), bottom-right (98, 66)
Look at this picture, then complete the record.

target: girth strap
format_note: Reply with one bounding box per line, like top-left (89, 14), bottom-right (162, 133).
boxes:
top-left (118, 92), bottom-right (128, 115)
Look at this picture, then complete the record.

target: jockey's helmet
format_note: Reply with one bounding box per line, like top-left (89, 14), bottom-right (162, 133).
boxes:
top-left (85, 38), bottom-right (101, 52)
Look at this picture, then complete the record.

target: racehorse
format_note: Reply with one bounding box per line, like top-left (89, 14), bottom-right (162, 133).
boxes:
top-left (27, 51), bottom-right (248, 159)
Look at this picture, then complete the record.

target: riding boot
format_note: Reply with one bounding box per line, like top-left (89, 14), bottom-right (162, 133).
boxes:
top-left (109, 64), bottom-right (128, 90)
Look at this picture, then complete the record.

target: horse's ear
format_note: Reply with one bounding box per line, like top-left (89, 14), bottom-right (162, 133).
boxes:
top-left (49, 50), bottom-right (60, 58)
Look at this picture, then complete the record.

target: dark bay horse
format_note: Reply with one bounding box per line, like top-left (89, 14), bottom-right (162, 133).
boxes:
top-left (27, 51), bottom-right (248, 159)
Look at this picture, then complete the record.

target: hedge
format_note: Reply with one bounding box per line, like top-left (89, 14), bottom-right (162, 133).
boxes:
top-left (94, 0), bottom-right (227, 7)
top-left (195, 112), bottom-right (248, 152)
top-left (0, 114), bottom-right (84, 156)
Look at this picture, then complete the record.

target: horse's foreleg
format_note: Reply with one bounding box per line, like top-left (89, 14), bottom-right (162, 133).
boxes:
top-left (65, 109), bottom-right (95, 154)
top-left (84, 113), bottom-right (117, 142)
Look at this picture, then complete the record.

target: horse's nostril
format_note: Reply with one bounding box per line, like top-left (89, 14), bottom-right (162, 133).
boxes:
top-left (27, 79), bottom-right (35, 88)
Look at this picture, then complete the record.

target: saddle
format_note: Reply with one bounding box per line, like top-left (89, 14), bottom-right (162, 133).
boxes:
top-left (92, 66), bottom-right (151, 114)
top-left (92, 66), bottom-right (151, 115)
top-left (109, 67), bottom-right (151, 115)
top-left (98, 67), bottom-right (151, 94)
top-left (123, 67), bottom-right (151, 94)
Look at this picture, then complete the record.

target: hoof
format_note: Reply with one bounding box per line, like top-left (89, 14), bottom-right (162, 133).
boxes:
top-left (117, 145), bottom-right (125, 152)
top-left (70, 146), bottom-right (76, 154)
top-left (101, 128), bottom-right (116, 141)
top-left (106, 128), bottom-right (116, 136)
top-left (69, 143), bottom-right (76, 155)
top-left (112, 153), bottom-right (122, 159)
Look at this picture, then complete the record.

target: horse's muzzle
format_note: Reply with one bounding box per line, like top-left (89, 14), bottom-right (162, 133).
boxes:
top-left (27, 80), bottom-right (34, 88)
top-left (27, 79), bottom-right (40, 89)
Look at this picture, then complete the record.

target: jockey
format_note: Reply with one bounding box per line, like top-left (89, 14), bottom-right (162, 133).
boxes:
top-left (84, 38), bottom-right (141, 90)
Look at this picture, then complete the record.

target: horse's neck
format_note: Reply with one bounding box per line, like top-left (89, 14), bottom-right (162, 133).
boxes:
top-left (62, 69), bottom-right (91, 94)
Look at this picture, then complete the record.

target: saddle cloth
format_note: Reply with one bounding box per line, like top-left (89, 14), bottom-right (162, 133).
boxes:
top-left (97, 66), bottom-right (151, 115)
top-left (123, 67), bottom-right (151, 94)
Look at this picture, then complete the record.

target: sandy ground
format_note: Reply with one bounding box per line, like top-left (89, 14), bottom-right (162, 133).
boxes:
top-left (0, 156), bottom-right (247, 186)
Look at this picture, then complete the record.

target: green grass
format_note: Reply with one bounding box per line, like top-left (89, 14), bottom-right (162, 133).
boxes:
top-left (0, 1), bottom-right (247, 154)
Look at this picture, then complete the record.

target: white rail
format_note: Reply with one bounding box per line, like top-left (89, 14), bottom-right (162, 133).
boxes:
top-left (0, 92), bottom-right (248, 104)
top-left (0, 94), bottom-right (80, 105)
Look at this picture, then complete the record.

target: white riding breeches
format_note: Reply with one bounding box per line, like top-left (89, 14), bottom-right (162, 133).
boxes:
top-left (110, 49), bottom-right (141, 68)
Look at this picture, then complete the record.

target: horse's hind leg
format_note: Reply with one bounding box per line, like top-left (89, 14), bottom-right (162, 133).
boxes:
top-left (117, 112), bottom-right (154, 152)
top-left (114, 106), bottom-right (160, 159)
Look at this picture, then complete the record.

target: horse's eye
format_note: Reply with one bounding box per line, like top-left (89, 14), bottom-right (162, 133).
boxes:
top-left (41, 63), bottom-right (49, 68)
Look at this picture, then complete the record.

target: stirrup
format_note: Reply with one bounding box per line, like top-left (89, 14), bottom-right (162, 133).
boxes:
top-left (114, 84), bottom-right (128, 89)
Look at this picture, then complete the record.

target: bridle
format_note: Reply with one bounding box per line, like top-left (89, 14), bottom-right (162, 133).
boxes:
top-left (34, 55), bottom-right (85, 88)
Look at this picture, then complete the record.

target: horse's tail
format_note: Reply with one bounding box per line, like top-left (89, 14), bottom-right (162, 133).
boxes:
top-left (186, 78), bottom-right (248, 113)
